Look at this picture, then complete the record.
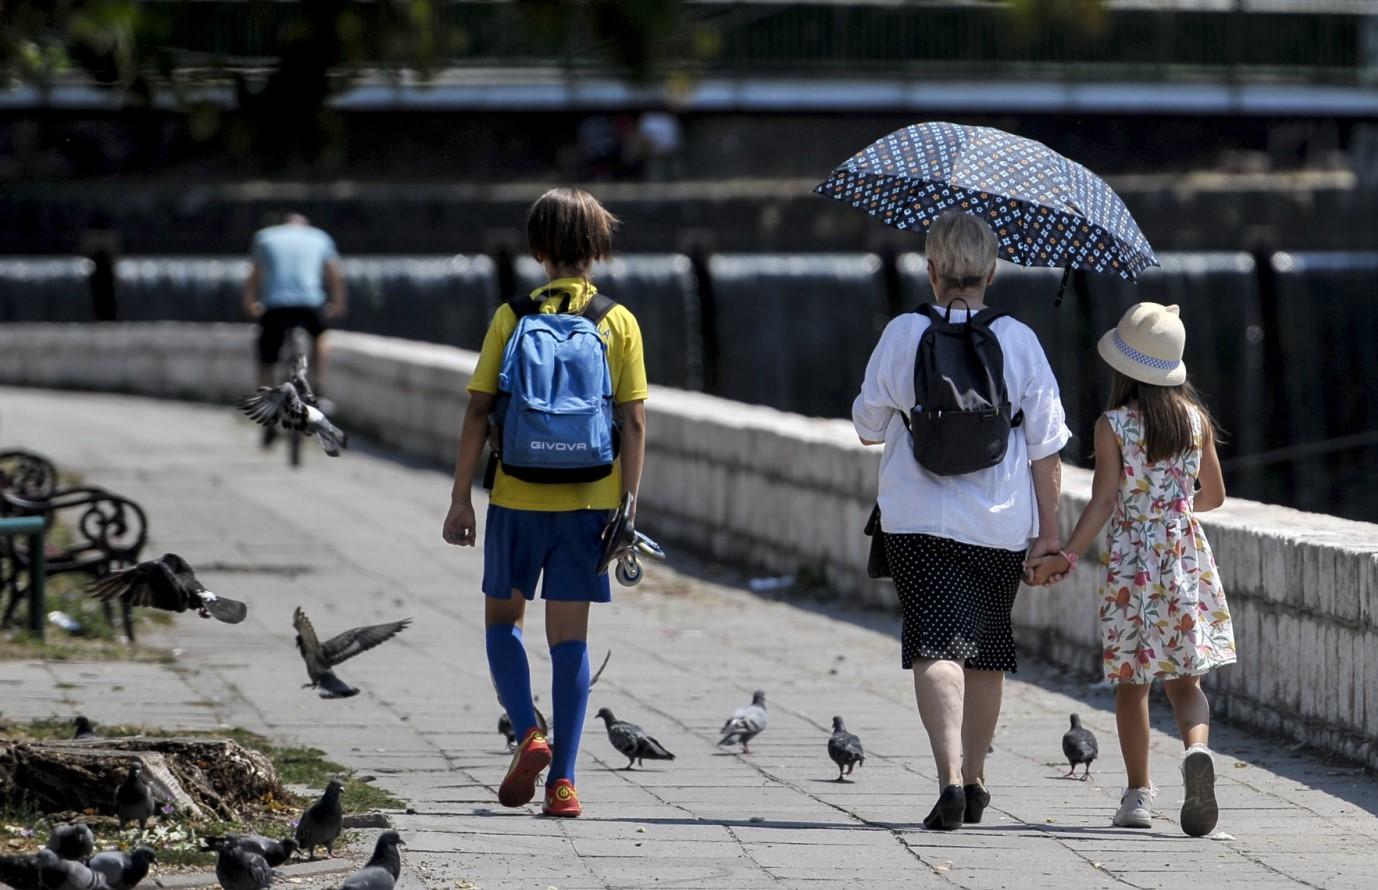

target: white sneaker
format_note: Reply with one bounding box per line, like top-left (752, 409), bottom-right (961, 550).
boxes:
top-left (1113, 786), bottom-right (1154, 828)
top-left (1180, 744), bottom-right (1219, 837)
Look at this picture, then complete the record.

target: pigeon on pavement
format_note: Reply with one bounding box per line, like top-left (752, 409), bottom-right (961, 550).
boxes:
top-left (199, 836), bottom-right (297, 869)
top-left (72, 716), bottom-right (95, 740)
top-left (212, 843), bottom-right (271, 890)
top-left (292, 608), bottom-right (410, 699)
top-left (87, 848), bottom-right (156, 890)
top-left (238, 355), bottom-right (348, 457)
top-left (339, 831), bottom-right (404, 890)
top-left (294, 779), bottom-right (344, 860)
top-left (114, 761), bottom-right (155, 830)
top-left (595, 708), bottom-right (675, 770)
top-left (827, 716), bottom-right (865, 781)
top-left (36, 850), bottom-right (107, 890)
top-left (497, 650), bottom-right (608, 748)
top-left (718, 690), bottom-right (768, 754)
top-left (1062, 713), bottom-right (1098, 780)
top-left (46, 824), bottom-right (94, 862)
top-left (87, 554), bottom-right (247, 624)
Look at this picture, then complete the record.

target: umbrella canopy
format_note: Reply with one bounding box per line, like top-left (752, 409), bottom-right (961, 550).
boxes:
top-left (815, 122), bottom-right (1157, 280)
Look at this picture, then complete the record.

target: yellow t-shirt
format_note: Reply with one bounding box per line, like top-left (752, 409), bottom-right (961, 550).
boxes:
top-left (468, 277), bottom-right (649, 512)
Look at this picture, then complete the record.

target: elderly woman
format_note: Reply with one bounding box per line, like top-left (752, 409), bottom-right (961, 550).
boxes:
top-left (852, 211), bottom-right (1071, 830)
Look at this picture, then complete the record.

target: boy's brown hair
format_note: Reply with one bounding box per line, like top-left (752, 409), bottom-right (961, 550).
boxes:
top-left (527, 188), bottom-right (619, 272)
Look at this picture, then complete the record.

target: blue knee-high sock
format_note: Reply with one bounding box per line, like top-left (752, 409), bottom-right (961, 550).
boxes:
top-left (548, 640), bottom-right (591, 786)
top-left (486, 624), bottom-right (538, 739)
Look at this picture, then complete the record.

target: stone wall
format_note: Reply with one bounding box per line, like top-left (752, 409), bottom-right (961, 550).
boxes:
top-left (1, 322), bottom-right (1374, 769)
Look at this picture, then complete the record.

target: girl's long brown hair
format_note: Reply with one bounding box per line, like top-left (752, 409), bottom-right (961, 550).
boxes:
top-left (1107, 371), bottom-right (1221, 464)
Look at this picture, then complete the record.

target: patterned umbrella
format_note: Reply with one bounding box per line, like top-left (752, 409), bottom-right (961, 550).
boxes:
top-left (815, 122), bottom-right (1158, 290)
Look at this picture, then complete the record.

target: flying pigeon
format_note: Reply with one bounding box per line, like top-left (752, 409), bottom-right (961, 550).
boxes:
top-left (212, 843), bottom-right (271, 890)
top-left (0, 853), bottom-right (42, 889)
top-left (339, 831), bottom-right (404, 890)
top-left (827, 716), bottom-right (865, 781)
top-left (718, 690), bottom-right (768, 754)
top-left (87, 848), bottom-right (156, 890)
top-left (87, 554), bottom-right (247, 624)
top-left (46, 824), bottom-right (94, 862)
top-left (73, 716), bottom-right (95, 739)
top-left (292, 608), bottom-right (410, 699)
top-left (114, 761), bottom-right (156, 830)
top-left (238, 355), bottom-right (348, 457)
top-left (294, 779), bottom-right (344, 860)
top-left (36, 850), bottom-right (107, 890)
top-left (497, 650), bottom-right (608, 748)
top-left (1062, 713), bottom-right (1098, 780)
top-left (594, 708), bottom-right (675, 770)
top-left (199, 836), bottom-right (297, 868)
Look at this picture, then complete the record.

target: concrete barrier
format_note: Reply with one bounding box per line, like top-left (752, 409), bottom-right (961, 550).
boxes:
top-left (1, 322), bottom-right (1374, 769)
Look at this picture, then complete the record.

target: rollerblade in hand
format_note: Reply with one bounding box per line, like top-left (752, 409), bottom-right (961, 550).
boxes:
top-left (597, 492), bottom-right (665, 587)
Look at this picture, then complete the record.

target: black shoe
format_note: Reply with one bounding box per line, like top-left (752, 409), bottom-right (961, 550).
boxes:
top-left (963, 784), bottom-right (990, 823)
top-left (923, 785), bottom-right (965, 831)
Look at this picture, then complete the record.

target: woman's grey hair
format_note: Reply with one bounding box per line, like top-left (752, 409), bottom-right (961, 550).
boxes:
top-left (926, 211), bottom-right (998, 290)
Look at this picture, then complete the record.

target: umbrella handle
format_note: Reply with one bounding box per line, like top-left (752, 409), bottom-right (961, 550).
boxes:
top-left (1054, 265), bottom-right (1072, 308)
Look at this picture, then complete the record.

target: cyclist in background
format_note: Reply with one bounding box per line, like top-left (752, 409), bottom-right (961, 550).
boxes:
top-left (243, 212), bottom-right (347, 391)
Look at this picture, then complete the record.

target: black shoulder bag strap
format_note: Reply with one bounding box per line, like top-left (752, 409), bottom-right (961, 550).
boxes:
top-left (967, 305), bottom-right (1024, 429)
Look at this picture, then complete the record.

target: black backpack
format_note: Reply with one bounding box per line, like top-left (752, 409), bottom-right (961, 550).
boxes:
top-left (906, 301), bottom-right (1023, 476)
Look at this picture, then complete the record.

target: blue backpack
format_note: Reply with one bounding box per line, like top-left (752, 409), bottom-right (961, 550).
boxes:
top-left (490, 291), bottom-right (619, 484)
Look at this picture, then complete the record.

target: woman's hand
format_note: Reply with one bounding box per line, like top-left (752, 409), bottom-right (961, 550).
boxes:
top-left (1023, 554), bottom-right (1070, 587)
top-left (442, 499), bottom-right (477, 547)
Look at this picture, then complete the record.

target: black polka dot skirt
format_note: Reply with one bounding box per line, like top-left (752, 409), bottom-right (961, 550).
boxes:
top-left (883, 532), bottom-right (1027, 672)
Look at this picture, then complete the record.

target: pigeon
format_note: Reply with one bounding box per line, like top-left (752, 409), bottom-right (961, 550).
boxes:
top-left (497, 650), bottom-right (608, 748)
top-left (826, 716), bottom-right (865, 781)
top-left (339, 831), bottom-right (404, 890)
top-left (73, 716), bottom-right (95, 739)
top-left (595, 708), bottom-right (675, 770)
top-left (238, 355), bottom-right (348, 457)
top-left (87, 554), bottom-right (247, 624)
top-left (46, 824), bottom-right (94, 862)
top-left (1062, 713), bottom-right (1098, 780)
top-left (212, 843), bottom-right (271, 890)
top-left (294, 779), bottom-right (344, 860)
top-left (87, 848), bottom-right (156, 890)
top-left (292, 608), bottom-right (411, 699)
top-left (0, 853), bottom-right (42, 890)
top-left (718, 690), bottom-right (768, 754)
top-left (35, 850), bottom-right (107, 890)
top-left (114, 761), bottom-right (156, 830)
top-left (199, 836), bottom-right (297, 869)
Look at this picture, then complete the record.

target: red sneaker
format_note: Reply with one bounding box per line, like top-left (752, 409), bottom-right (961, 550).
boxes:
top-left (542, 779), bottom-right (581, 817)
top-left (498, 728), bottom-right (551, 807)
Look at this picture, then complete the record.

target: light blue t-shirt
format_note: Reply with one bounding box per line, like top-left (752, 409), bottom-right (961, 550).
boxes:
top-left (251, 224), bottom-right (338, 308)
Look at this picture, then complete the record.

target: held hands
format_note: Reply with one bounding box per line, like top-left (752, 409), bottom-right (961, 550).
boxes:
top-left (1023, 536), bottom-right (1069, 587)
top-left (442, 499), bottom-right (477, 547)
top-left (1023, 554), bottom-right (1071, 587)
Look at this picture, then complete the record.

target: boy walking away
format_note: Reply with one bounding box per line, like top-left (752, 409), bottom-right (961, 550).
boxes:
top-left (1027, 302), bottom-right (1235, 837)
top-left (442, 188), bottom-right (648, 818)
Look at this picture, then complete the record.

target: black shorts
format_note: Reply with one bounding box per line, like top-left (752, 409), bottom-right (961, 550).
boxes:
top-left (883, 532), bottom-right (1027, 672)
top-left (257, 307), bottom-right (326, 365)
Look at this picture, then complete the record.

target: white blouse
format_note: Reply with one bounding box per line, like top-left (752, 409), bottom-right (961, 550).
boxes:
top-left (851, 308), bottom-right (1072, 551)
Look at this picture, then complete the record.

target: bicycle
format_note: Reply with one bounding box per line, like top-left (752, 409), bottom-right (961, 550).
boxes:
top-left (263, 325), bottom-right (311, 468)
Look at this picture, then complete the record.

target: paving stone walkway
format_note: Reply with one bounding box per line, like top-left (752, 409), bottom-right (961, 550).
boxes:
top-left (2, 387), bottom-right (1375, 890)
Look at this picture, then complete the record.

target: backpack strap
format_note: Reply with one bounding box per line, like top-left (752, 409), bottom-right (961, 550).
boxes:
top-left (581, 293), bottom-right (618, 326)
top-left (508, 291), bottom-right (618, 324)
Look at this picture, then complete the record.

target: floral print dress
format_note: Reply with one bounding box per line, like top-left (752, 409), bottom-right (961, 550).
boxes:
top-left (1099, 406), bottom-right (1236, 684)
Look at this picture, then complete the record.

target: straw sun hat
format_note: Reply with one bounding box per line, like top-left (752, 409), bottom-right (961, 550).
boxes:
top-left (1097, 302), bottom-right (1187, 387)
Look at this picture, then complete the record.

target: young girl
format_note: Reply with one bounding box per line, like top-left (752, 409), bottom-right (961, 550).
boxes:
top-left (1028, 302), bottom-right (1235, 837)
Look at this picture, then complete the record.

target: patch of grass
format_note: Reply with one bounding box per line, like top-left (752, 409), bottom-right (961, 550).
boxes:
top-left (1, 720), bottom-right (400, 869)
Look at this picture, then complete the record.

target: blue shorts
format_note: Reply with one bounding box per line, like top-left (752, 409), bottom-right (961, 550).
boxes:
top-left (482, 505), bottom-right (612, 603)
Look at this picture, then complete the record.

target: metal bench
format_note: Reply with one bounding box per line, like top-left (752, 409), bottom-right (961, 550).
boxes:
top-left (0, 451), bottom-right (148, 641)
top-left (0, 515), bottom-right (45, 638)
